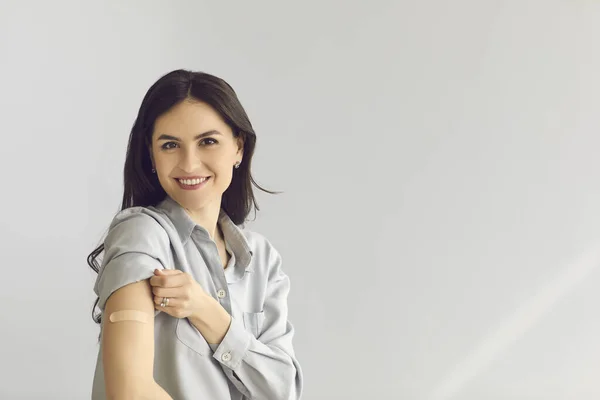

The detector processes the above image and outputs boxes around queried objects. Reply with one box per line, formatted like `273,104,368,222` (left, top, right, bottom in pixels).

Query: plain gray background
1,1,600,399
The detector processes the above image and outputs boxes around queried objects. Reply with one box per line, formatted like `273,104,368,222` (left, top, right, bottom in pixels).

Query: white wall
1,1,600,399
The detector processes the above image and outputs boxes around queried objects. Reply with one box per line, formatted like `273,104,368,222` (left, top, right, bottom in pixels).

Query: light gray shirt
91,196,303,400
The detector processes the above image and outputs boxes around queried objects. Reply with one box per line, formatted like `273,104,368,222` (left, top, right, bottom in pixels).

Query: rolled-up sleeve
93,208,170,312
209,247,304,400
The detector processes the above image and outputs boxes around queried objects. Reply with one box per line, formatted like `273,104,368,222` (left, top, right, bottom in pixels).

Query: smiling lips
175,176,210,190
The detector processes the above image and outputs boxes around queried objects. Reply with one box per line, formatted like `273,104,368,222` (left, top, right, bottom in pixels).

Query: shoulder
104,207,170,253
109,206,163,225
107,207,168,235
240,228,279,255
238,228,284,276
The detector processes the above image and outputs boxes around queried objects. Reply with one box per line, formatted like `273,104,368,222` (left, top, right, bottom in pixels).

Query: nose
178,146,201,173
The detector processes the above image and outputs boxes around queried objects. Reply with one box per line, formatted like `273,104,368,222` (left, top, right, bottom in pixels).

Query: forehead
153,100,229,137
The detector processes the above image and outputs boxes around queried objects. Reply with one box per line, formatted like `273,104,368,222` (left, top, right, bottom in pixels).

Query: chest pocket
176,317,211,357
242,311,266,338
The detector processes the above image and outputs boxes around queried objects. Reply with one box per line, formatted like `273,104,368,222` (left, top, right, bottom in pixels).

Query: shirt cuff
211,316,252,369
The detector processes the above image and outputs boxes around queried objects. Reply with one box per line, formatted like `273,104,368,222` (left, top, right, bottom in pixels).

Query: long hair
88,69,278,331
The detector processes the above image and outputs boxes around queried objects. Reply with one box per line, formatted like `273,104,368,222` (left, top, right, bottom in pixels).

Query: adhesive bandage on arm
108,310,151,324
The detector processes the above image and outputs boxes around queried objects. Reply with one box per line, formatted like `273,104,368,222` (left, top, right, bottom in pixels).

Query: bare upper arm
102,279,156,398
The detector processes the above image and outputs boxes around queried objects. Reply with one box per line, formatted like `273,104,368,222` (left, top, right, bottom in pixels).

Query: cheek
210,154,234,173
154,158,175,184
212,162,235,185
214,166,233,181
154,153,174,170
156,173,172,192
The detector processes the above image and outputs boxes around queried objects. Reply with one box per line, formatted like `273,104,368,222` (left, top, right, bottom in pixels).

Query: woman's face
150,100,243,212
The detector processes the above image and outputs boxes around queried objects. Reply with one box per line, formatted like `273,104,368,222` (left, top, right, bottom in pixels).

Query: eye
201,138,218,146
161,142,178,150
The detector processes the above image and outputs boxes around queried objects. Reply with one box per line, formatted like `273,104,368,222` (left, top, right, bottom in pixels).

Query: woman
87,69,303,400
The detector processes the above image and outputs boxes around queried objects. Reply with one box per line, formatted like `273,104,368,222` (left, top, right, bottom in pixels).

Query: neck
183,199,222,241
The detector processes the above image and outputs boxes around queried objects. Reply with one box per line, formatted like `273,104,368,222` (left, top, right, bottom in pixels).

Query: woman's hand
150,268,209,319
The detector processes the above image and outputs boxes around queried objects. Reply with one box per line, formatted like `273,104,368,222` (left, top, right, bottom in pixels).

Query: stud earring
234,161,241,169
152,168,156,173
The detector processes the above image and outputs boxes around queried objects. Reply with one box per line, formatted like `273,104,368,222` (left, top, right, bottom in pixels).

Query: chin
173,192,218,210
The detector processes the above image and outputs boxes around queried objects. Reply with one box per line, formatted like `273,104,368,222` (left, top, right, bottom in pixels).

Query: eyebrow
156,130,222,141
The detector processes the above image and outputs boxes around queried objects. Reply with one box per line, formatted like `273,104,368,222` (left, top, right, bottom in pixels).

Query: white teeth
178,177,208,186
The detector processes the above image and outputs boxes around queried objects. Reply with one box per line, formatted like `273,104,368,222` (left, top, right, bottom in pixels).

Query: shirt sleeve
93,208,170,313
209,245,304,400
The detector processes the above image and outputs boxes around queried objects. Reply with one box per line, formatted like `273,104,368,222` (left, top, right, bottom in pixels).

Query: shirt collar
155,196,253,272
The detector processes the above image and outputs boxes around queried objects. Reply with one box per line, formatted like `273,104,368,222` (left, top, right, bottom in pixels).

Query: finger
150,272,188,288
151,286,181,298
150,274,187,288
154,268,182,275
153,295,181,308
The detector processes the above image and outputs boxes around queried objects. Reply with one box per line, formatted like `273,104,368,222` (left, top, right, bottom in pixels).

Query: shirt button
222,352,232,362
217,289,226,299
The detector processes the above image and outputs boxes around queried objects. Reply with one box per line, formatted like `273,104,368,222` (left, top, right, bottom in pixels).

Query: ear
235,134,245,156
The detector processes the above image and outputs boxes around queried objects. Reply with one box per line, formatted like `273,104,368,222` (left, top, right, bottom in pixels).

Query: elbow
276,362,304,400
246,363,302,400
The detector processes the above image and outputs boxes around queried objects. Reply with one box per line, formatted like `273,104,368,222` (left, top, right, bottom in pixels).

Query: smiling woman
87,70,303,400
150,101,243,214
